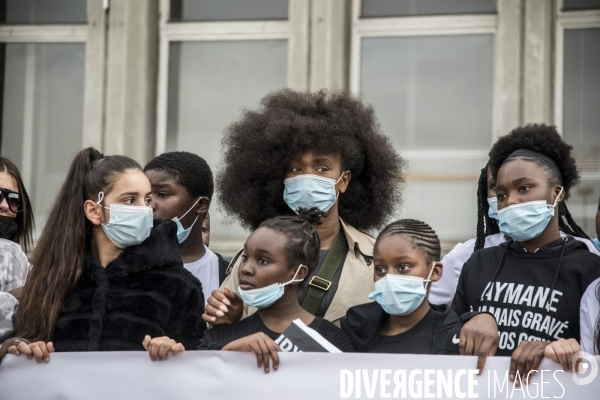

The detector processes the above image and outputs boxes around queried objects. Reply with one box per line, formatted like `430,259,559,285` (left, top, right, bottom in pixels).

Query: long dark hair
474,165,500,251
0,157,34,253
14,148,142,341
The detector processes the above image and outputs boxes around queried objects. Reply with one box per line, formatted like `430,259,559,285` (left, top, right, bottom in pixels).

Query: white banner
0,351,598,399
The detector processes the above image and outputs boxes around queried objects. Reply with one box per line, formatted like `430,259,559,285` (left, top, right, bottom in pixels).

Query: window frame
553,0,600,138
154,0,310,155
0,20,88,192
349,0,501,177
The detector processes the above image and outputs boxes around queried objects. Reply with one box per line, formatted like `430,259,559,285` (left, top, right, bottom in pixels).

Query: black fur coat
51,220,205,351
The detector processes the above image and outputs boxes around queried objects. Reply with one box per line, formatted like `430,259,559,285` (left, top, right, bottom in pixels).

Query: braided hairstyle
376,219,441,264
258,207,322,277
475,165,500,251
488,124,589,240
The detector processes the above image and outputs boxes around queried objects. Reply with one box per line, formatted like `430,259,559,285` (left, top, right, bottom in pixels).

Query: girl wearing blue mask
143,208,353,372
0,147,204,364
342,219,466,355
452,124,600,385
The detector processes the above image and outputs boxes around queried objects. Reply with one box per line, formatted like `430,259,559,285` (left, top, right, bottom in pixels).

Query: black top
452,236,600,356
341,302,462,354
198,312,354,352
51,220,205,352
297,249,347,317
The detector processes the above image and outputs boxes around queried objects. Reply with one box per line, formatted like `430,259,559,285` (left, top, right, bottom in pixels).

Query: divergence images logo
572,351,598,386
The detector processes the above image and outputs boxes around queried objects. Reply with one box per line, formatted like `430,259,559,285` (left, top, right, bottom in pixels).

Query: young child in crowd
453,124,600,383
144,152,228,303
144,208,353,372
341,219,463,354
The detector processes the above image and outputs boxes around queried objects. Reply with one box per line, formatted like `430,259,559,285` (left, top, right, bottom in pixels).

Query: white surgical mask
283,173,344,214
368,262,436,316
97,191,153,249
498,187,563,242
238,264,304,309
173,197,201,244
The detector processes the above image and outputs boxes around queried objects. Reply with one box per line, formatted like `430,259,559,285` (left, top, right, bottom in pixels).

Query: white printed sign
0,351,598,399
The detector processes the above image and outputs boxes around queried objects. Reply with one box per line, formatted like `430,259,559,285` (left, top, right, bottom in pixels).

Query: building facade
1,0,599,255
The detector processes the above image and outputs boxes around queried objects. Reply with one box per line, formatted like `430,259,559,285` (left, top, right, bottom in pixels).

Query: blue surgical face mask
238,264,304,309
592,237,600,252
283,173,344,214
487,197,499,221
368,262,435,316
97,191,153,249
497,187,563,242
173,197,201,244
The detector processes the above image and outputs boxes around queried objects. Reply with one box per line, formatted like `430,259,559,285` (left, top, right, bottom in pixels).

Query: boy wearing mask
145,152,228,303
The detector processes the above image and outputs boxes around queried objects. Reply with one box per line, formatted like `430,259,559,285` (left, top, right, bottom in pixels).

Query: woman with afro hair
430,125,600,307
203,89,406,327
452,123,600,383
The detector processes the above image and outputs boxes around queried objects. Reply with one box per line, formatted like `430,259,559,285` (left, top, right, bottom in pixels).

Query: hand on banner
0,339,54,364
222,332,281,373
142,335,185,361
509,340,549,385
458,313,498,374
544,338,581,372
202,288,243,325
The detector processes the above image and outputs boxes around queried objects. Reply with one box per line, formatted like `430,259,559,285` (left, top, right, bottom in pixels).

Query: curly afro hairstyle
144,151,214,200
488,123,589,239
488,124,579,198
217,89,406,231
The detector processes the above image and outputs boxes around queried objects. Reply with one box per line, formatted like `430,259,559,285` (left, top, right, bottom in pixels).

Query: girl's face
238,226,307,290
373,234,442,284
495,159,563,211
0,171,19,218
285,151,351,193
85,169,152,226
145,169,207,224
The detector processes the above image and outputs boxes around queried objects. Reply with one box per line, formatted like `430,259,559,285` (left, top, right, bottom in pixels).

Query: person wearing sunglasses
0,157,34,341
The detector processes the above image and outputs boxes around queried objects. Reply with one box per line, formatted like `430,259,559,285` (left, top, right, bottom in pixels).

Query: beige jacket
220,218,375,325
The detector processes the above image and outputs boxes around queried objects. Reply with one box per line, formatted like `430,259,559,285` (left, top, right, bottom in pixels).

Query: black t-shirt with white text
452,236,600,356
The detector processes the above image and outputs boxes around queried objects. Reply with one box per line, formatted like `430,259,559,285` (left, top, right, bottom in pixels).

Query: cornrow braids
258,207,322,277
475,167,487,251
377,219,441,264
475,165,500,251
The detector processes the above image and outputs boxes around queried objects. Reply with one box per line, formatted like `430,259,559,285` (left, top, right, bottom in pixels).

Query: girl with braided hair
430,125,599,306
144,207,353,372
453,124,600,383
341,219,465,355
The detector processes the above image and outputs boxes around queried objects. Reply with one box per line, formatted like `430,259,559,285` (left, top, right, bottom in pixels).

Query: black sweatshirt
452,236,600,356
198,312,354,352
341,302,462,354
